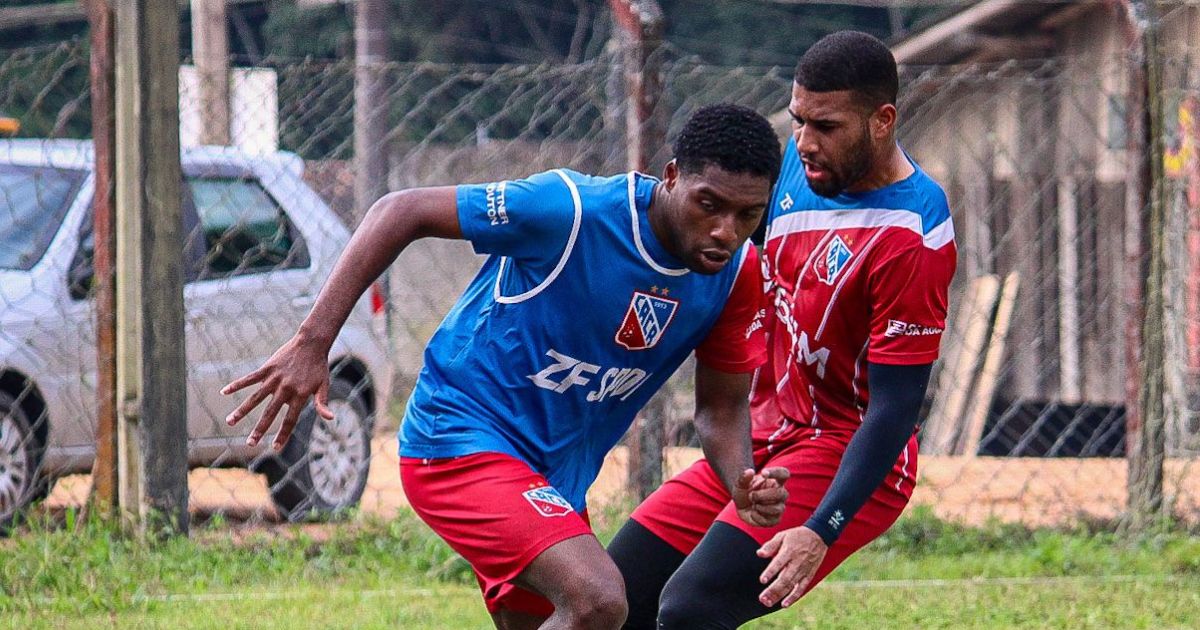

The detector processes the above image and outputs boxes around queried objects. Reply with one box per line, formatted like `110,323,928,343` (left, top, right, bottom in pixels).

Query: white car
0,139,392,528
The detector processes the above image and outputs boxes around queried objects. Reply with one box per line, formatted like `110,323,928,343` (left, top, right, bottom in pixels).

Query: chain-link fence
2,16,1198,534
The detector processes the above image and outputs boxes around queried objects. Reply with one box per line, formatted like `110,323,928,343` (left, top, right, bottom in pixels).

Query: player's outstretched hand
755,526,827,608
733,467,790,527
220,334,334,451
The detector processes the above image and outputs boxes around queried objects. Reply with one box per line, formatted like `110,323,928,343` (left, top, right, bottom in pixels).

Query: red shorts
399,452,593,616
630,435,915,596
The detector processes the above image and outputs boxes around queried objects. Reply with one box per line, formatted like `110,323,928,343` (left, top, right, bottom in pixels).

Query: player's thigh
514,533,626,613
713,443,910,594
626,458,732,554
611,459,732,628
399,452,594,616
607,519,687,630
658,508,906,630
656,522,775,629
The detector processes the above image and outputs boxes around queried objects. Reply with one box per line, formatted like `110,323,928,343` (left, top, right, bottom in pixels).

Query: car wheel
258,379,372,522
0,391,46,533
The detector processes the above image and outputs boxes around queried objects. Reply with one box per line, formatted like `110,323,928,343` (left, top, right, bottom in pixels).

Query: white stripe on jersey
768,208,955,250
494,169,583,304
851,339,869,424
628,172,689,276
795,229,836,286
773,229,836,393
896,439,913,492
726,245,750,298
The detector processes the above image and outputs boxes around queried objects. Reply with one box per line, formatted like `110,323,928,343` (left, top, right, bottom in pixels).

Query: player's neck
846,143,913,193
646,183,679,258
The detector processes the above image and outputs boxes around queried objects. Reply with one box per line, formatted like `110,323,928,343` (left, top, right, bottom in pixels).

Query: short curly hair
672,103,782,185
794,30,898,109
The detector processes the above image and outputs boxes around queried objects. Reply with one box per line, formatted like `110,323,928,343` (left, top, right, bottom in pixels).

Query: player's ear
662,159,679,190
871,103,896,139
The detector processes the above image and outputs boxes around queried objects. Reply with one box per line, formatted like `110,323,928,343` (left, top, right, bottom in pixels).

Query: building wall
899,4,1138,406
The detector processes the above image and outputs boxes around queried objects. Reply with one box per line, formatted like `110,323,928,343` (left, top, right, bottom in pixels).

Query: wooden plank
1057,177,1082,402
0,1,263,32
191,0,230,146
922,277,980,452
0,3,85,30
922,274,1000,455
956,272,1020,456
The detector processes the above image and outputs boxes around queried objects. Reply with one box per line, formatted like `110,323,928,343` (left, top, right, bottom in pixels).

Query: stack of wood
921,273,1020,457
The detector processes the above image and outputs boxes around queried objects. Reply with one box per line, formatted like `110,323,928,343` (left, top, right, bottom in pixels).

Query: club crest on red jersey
814,235,853,285
522,486,574,517
615,290,679,350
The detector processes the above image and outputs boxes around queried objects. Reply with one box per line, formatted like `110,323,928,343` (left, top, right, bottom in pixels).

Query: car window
70,190,204,300
188,176,309,279
0,164,84,270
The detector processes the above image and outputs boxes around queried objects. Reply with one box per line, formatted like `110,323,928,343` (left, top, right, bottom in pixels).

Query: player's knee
657,596,724,630
656,571,735,630
562,582,627,629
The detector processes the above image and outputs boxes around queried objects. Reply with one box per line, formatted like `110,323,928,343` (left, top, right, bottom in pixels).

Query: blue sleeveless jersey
399,169,752,511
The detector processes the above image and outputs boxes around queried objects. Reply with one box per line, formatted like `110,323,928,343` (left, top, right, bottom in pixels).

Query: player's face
788,83,885,197
658,161,771,275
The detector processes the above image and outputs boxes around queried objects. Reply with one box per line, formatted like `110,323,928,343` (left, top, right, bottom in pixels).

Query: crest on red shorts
522,486,574,517
615,290,679,350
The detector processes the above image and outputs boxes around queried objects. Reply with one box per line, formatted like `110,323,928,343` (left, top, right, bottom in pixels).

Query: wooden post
85,0,118,519
1122,0,1166,534
610,0,666,500
190,0,230,146
353,0,392,356
629,391,668,501
603,37,626,173
115,0,189,536
353,0,390,216
610,0,665,173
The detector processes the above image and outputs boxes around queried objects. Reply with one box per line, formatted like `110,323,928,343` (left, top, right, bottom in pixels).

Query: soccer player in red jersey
610,31,958,629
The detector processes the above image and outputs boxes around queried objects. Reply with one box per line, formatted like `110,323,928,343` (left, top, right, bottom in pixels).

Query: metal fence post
84,0,118,522
114,0,189,536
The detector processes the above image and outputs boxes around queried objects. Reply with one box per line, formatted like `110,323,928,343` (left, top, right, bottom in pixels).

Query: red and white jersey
751,141,957,453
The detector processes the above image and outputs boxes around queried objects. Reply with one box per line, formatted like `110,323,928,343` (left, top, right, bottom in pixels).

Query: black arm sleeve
803,361,933,546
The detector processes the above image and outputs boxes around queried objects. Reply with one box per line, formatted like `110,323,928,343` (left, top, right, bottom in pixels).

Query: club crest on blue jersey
615,290,679,350
814,235,853,285
522,486,574,517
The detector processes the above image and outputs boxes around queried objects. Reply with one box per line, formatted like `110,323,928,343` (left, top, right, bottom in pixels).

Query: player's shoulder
551,169,639,202
903,161,952,228
550,168,623,190
880,157,954,250
486,168,618,210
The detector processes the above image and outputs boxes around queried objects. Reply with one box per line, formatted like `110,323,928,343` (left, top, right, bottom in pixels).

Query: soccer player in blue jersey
223,103,789,629
609,32,957,629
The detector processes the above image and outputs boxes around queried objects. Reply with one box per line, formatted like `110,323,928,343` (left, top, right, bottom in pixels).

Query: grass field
3,507,1199,629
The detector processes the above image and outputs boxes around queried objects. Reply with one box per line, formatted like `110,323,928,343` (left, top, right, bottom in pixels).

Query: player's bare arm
692,363,790,527
222,187,462,450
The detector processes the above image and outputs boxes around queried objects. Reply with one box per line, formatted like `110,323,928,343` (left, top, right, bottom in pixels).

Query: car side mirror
68,248,94,301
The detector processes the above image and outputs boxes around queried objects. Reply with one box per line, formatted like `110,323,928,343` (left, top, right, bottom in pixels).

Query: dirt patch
43,440,1200,528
